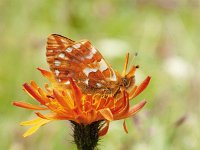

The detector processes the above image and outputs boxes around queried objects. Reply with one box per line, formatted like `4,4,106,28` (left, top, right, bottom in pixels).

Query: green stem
71,121,102,150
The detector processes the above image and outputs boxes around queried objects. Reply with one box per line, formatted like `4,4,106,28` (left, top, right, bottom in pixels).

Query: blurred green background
0,0,200,149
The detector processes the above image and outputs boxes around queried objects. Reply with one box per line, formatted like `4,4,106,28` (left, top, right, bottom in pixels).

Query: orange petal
131,76,151,99
96,97,106,110
113,91,129,118
37,68,54,80
13,101,47,110
104,97,115,108
129,86,137,100
44,83,52,93
99,108,113,121
38,88,49,103
36,112,72,121
99,121,110,136
84,100,92,112
23,83,45,105
30,80,39,89
35,112,49,119
123,120,128,134
53,90,71,110
117,100,146,120
62,91,74,109
68,78,82,109
85,109,97,124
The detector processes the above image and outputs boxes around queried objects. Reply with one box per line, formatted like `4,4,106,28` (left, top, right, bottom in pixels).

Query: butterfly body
46,34,136,96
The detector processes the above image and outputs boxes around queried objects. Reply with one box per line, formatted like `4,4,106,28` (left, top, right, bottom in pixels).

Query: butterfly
46,34,137,97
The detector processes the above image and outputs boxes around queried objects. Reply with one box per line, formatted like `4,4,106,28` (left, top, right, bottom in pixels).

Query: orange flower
13,68,150,137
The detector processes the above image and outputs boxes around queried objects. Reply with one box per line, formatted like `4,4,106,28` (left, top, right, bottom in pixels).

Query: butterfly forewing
46,34,118,93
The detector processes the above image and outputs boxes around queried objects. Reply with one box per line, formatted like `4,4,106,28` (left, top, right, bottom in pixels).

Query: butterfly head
121,76,134,89
120,53,139,90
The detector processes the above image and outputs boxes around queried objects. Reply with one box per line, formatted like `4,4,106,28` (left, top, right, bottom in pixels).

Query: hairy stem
71,121,102,150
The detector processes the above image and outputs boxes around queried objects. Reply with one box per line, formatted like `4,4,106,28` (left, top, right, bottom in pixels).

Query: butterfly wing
46,34,119,93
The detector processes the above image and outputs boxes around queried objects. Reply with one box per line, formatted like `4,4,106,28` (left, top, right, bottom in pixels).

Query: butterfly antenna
122,53,129,77
126,52,139,78
129,52,138,67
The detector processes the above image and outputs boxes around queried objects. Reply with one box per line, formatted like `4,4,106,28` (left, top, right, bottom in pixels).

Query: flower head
13,67,150,137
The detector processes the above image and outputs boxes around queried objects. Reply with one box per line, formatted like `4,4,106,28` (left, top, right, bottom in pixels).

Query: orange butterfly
46,34,137,97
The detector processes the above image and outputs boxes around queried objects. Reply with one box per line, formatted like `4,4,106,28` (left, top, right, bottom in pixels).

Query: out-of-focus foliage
0,0,200,149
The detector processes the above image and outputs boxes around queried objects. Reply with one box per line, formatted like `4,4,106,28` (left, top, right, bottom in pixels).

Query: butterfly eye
122,78,129,88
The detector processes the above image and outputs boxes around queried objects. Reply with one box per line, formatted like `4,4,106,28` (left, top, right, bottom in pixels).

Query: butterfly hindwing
46,34,118,93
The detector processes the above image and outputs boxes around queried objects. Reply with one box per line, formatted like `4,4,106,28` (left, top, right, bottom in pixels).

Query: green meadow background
0,0,200,149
